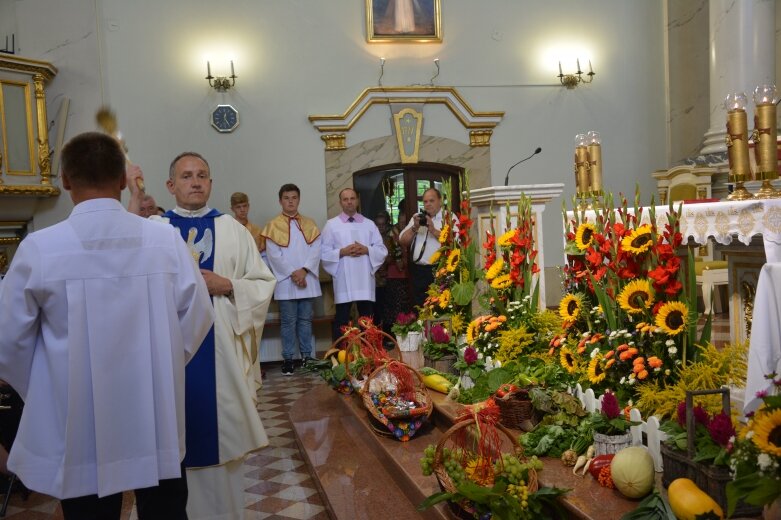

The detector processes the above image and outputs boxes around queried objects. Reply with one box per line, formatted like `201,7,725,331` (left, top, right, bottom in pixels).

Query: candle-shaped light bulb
230,60,235,77
724,92,748,111
754,84,777,105
588,60,593,74
558,61,563,76
207,61,211,77
576,58,581,72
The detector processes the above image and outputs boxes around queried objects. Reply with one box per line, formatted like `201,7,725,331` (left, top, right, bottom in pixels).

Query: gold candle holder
586,131,603,207
752,85,780,199
725,105,754,201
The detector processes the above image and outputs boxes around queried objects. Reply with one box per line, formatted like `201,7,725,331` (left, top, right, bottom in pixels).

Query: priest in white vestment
745,262,781,414
0,133,214,519
321,188,387,338
134,151,276,520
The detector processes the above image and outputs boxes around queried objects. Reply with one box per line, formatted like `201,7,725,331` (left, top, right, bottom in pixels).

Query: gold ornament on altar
573,132,604,208
751,84,781,199
724,92,754,201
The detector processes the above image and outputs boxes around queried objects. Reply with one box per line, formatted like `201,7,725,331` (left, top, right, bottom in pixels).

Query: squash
610,446,655,499
667,478,724,520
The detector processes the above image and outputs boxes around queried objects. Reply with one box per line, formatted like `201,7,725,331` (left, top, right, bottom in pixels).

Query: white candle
207,61,211,77
231,60,235,77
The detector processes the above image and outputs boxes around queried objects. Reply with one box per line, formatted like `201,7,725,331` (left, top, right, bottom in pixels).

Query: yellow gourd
422,374,453,393
337,350,347,364
667,478,723,520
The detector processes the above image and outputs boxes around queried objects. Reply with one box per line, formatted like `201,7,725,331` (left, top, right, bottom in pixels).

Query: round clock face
211,104,239,133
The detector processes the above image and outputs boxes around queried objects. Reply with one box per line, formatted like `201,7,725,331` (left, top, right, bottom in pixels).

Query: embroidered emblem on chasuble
166,209,222,467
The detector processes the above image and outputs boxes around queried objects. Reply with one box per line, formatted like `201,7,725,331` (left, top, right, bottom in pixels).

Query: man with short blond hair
230,191,265,253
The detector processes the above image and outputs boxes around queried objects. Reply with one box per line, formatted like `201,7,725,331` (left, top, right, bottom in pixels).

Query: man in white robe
321,188,387,339
131,151,276,520
261,183,322,375
0,133,214,519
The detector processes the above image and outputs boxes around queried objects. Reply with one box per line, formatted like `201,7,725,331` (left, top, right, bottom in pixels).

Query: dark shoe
281,360,294,376
300,355,315,367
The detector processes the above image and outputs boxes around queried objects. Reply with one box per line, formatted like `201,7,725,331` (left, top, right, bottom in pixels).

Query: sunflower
464,457,494,486
588,355,607,384
439,224,450,244
485,257,504,281
574,223,596,251
617,280,655,314
621,224,654,255
490,274,513,289
558,294,581,322
467,317,486,343
439,289,451,309
560,346,578,373
450,314,465,334
497,229,516,247
752,409,781,457
655,301,688,336
429,250,442,264
446,249,461,272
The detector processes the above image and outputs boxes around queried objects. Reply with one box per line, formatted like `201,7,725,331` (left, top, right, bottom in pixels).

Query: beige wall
15,0,668,269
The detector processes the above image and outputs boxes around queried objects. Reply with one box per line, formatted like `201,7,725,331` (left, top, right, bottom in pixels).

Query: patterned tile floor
1,363,328,520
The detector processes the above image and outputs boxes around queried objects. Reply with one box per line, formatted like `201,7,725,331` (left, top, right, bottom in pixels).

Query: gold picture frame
366,0,442,43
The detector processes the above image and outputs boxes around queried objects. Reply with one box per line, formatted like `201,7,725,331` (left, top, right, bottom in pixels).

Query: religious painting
366,0,442,43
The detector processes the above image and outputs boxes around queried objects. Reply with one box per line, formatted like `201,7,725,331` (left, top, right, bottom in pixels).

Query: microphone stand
504,147,542,186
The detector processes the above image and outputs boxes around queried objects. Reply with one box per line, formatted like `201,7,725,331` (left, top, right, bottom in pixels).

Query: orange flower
604,350,615,359
589,333,604,344
633,356,645,366
633,363,646,374
578,338,587,350
627,347,639,357
637,369,649,380
548,348,555,356
617,344,630,352
619,351,634,362
648,356,663,369
605,359,616,369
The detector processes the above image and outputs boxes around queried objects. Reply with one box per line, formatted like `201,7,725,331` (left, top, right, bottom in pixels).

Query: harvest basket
433,418,538,519
361,360,432,441
660,388,761,518
495,389,536,431
308,333,374,395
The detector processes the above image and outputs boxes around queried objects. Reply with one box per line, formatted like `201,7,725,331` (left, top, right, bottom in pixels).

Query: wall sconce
206,60,237,91
558,59,595,89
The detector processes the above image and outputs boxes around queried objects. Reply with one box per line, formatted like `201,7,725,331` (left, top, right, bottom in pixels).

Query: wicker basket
361,360,432,441
495,390,536,431
660,389,761,518
433,418,539,519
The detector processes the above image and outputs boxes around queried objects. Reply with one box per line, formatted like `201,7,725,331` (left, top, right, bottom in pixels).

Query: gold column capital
469,129,492,147
321,134,346,151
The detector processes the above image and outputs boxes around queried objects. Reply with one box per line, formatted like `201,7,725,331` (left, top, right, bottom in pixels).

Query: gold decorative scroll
393,108,423,163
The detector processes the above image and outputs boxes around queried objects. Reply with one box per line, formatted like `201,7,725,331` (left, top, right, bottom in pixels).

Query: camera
418,211,428,227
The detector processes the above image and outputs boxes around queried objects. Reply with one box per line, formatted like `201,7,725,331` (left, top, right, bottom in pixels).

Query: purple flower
676,401,710,427
430,324,450,344
601,391,621,420
464,347,478,365
707,411,735,447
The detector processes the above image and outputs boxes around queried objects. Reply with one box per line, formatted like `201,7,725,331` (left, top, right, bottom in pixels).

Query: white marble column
701,0,775,154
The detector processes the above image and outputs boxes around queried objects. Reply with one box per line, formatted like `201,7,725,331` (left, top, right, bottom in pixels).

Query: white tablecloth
744,262,781,414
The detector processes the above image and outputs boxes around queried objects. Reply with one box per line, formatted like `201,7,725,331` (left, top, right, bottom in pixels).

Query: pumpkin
609,446,654,499
667,478,723,520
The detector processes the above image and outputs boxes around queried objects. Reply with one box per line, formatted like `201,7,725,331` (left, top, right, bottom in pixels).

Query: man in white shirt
0,132,214,519
321,188,388,339
130,151,277,520
399,187,447,307
262,184,322,375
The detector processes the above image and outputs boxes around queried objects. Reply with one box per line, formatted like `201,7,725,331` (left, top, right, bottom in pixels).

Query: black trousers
333,300,374,340
60,468,188,520
410,263,435,309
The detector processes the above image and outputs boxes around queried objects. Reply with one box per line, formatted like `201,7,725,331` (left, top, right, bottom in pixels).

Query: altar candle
231,60,235,77
558,61,563,76
207,61,211,77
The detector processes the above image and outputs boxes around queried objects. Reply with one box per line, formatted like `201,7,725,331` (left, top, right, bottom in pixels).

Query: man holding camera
399,187,449,308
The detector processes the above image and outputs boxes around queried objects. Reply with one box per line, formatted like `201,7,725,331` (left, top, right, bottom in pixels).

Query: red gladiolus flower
664,280,683,296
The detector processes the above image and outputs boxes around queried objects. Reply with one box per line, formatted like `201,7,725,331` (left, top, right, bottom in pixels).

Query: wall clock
211,104,239,133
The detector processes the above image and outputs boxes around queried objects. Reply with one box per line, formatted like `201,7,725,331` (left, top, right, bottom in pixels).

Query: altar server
0,132,214,519
321,188,387,338
261,183,322,375
136,151,276,519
